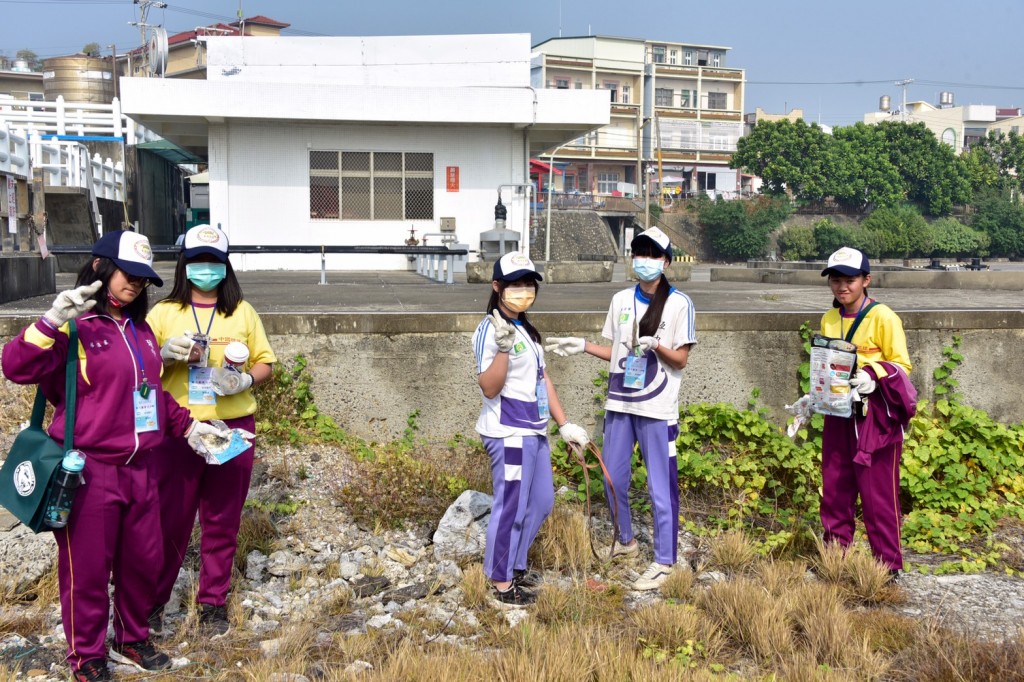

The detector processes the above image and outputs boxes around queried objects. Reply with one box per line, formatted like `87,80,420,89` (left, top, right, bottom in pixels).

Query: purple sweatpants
55,453,161,672
821,415,903,570
602,411,680,565
482,434,554,583
152,414,255,609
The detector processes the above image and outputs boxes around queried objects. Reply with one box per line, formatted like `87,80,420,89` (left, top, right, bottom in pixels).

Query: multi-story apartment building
531,35,745,199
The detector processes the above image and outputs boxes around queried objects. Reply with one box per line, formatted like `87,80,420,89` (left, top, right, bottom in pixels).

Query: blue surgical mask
633,258,665,282
186,263,226,292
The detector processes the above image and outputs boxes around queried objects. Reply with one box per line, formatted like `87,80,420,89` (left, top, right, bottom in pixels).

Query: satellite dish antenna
147,26,168,76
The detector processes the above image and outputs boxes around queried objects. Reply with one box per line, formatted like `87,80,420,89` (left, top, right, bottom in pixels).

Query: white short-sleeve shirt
601,285,697,420
473,315,548,438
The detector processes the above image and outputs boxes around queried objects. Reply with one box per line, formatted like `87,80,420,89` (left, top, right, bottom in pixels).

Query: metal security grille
309,151,433,221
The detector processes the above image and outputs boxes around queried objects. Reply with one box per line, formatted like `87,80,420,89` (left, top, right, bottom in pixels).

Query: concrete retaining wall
5,311,1020,442
0,256,55,304
713,268,1024,290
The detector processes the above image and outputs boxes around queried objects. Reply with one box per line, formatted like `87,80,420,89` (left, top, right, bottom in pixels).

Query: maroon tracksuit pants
820,415,903,570
152,414,255,609
55,452,161,672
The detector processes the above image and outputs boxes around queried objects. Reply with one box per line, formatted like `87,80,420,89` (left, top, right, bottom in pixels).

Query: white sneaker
597,541,640,560
633,562,673,591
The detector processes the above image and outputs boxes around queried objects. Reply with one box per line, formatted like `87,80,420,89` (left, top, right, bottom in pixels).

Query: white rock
503,608,530,628
432,490,492,560
269,674,311,682
0,524,56,593
246,550,269,581
170,657,191,669
345,660,373,674
259,638,281,657
267,550,308,577
366,614,392,629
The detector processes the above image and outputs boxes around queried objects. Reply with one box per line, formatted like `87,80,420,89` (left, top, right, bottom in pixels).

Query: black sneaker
491,583,536,607
199,603,231,639
513,568,543,588
73,658,112,681
148,604,165,637
109,639,171,671
888,569,901,584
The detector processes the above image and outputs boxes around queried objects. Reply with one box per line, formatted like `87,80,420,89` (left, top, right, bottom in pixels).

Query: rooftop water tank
41,55,114,103
879,95,891,112
939,91,955,108
10,59,32,73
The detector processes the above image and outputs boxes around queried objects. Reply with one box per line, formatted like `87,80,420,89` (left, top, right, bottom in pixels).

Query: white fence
0,124,29,179
0,96,154,144
29,133,124,202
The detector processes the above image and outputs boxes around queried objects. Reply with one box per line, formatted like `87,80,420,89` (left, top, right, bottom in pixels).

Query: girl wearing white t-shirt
473,252,590,607
546,227,696,591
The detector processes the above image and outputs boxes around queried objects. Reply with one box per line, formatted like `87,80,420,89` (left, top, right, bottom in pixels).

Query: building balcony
654,107,742,122
653,63,743,80
544,56,594,70
559,143,638,159
611,102,641,117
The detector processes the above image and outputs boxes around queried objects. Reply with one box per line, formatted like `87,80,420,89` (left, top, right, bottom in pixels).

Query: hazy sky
2,0,1021,127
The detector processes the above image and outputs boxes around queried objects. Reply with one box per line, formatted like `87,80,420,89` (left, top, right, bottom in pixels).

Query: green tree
82,42,102,57
829,123,904,212
15,48,40,71
731,119,834,203
971,192,1024,257
962,141,1005,196
875,121,970,216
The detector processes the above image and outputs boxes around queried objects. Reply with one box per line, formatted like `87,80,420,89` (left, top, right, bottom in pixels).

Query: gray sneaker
633,562,673,591
598,541,640,560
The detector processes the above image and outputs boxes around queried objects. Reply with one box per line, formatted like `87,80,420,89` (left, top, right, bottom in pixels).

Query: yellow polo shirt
820,302,912,375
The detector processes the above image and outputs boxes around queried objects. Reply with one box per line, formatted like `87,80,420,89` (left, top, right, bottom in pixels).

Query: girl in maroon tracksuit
2,231,225,682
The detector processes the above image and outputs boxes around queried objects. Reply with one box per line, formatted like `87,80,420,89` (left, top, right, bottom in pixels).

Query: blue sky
2,0,1020,127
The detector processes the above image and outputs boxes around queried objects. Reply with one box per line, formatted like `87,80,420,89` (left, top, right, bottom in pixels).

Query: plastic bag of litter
808,334,858,418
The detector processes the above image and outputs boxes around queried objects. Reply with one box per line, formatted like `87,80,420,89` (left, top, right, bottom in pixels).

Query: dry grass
756,558,808,596
889,624,1024,682
530,502,594,577
810,539,901,605
628,602,724,661
698,576,794,662
660,565,696,601
533,580,625,628
708,528,757,574
233,507,277,574
786,582,853,668
460,563,490,610
0,564,60,638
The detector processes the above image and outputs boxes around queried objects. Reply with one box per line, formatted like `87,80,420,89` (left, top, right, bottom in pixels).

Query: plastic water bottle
44,450,85,529
215,342,250,394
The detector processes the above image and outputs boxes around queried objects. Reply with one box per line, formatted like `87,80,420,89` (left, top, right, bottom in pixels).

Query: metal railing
49,243,470,285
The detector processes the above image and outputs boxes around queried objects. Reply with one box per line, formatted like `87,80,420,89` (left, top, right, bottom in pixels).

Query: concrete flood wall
0,257,55,304
2,311,1022,441
713,268,1024,290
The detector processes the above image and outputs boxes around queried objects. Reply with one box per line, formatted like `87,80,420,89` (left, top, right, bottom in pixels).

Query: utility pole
895,78,913,122
108,44,117,100
129,0,167,74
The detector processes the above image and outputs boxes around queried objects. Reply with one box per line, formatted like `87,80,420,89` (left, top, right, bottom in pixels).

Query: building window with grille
669,49,677,64
707,92,727,110
622,85,631,104
655,88,674,107
652,45,666,63
683,50,692,66
712,52,721,67
555,78,569,89
597,172,620,194
309,151,434,221
680,90,691,108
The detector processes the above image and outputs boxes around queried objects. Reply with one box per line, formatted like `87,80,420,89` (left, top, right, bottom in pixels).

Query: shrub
930,217,989,258
699,196,791,261
776,225,816,261
812,218,855,257
861,205,932,258
970,192,1024,257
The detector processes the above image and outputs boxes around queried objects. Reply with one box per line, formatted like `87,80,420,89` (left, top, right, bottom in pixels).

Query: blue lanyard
841,296,868,340
125,319,150,389
191,301,216,339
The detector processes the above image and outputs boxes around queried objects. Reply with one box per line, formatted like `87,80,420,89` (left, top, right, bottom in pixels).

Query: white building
119,34,608,270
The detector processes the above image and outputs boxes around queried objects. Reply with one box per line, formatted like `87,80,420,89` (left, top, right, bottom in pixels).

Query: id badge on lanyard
536,369,550,421
133,385,159,433
188,367,217,405
624,352,648,389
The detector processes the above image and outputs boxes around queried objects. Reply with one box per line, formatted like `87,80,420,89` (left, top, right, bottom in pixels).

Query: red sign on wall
446,166,459,192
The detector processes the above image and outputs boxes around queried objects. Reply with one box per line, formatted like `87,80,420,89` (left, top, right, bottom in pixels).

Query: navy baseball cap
493,252,542,282
91,231,163,287
631,227,673,259
182,224,229,263
822,247,870,277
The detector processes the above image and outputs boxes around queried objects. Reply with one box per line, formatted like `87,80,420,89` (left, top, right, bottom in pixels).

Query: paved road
1,263,1021,316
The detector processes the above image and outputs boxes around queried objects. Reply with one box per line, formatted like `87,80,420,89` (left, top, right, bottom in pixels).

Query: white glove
160,335,195,363
185,420,232,465
849,372,876,395
211,369,254,396
558,422,590,447
637,336,660,353
544,337,586,357
490,310,516,352
43,280,101,328
784,395,812,438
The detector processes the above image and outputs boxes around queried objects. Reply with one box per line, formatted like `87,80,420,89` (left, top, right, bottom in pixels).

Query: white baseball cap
493,252,542,282
822,247,870,277
631,226,672,259
182,224,229,263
